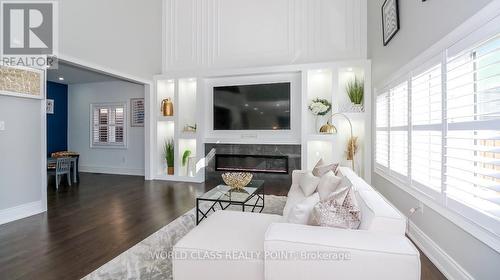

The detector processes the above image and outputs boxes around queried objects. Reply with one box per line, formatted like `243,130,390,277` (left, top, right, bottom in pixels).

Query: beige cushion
311,183,361,229
316,171,342,201
312,158,339,177
299,172,320,196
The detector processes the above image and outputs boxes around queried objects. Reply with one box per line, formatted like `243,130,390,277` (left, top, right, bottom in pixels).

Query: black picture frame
381,0,400,46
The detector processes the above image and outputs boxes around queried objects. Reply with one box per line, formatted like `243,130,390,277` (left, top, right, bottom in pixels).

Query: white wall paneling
163,0,365,72
153,60,371,183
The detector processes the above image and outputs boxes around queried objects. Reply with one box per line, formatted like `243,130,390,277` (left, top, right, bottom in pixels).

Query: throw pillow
312,159,339,177
299,172,321,196
316,171,342,201
287,193,320,225
311,183,361,229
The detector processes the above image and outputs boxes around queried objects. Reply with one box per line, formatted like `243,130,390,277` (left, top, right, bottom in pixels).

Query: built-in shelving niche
154,77,203,182
302,63,369,178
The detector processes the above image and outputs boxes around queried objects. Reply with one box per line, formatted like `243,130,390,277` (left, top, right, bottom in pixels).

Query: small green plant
164,139,174,167
346,77,364,105
182,149,192,166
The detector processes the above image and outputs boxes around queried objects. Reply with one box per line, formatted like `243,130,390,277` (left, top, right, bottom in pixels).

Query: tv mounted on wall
213,82,291,130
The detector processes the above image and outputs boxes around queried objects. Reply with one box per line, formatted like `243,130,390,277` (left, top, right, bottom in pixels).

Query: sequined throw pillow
311,184,361,229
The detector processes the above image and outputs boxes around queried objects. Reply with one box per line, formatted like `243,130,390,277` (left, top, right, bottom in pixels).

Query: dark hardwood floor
0,173,446,280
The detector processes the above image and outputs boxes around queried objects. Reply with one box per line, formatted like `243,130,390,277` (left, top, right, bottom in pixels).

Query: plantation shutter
92,104,126,147
411,64,443,191
445,35,500,219
376,92,389,168
389,82,409,177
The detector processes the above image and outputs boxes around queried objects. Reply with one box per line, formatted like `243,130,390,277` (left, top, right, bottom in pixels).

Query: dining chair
47,157,72,189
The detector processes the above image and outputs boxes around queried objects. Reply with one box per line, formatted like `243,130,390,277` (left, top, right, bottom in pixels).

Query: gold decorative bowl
221,172,253,189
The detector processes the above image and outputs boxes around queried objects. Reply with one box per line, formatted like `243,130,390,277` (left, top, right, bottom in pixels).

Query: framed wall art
130,98,145,127
382,0,400,46
0,65,44,99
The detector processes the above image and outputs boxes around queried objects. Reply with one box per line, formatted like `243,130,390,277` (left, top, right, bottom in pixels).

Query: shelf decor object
330,113,356,170
308,98,332,132
161,98,174,116
164,139,175,175
382,0,400,46
130,98,145,127
221,172,253,190
346,77,364,112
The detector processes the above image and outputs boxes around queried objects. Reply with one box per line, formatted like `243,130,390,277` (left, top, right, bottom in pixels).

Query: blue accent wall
46,82,68,156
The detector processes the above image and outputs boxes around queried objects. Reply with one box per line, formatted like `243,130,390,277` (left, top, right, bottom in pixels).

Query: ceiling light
58,77,64,81
254,107,258,110
347,68,353,72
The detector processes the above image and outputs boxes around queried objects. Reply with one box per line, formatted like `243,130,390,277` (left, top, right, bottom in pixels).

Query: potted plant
182,149,192,175
164,139,174,175
308,98,332,132
346,77,364,112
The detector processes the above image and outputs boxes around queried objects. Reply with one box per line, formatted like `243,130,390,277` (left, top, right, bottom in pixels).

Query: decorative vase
350,103,364,112
161,98,174,116
167,166,174,175
319,121,336,134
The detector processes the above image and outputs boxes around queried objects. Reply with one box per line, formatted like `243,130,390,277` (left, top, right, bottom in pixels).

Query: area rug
82,195,287,280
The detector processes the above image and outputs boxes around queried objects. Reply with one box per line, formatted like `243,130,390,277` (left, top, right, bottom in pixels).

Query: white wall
0,96,45,224
59,0,162,80
163,0,367,72
68,81,145,176
368,1,500,279
368,0,492,86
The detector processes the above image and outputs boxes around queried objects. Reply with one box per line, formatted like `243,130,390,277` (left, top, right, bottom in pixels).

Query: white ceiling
46,62,124,84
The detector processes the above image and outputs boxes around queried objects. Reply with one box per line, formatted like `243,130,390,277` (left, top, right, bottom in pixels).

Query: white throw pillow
287,193,320,225
299,172,320,196
317,171,342,201
312,158,339,177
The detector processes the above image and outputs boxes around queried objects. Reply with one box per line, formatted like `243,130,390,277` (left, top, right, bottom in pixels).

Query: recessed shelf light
253,107,258,110
244,104,249,107
58,77,64,81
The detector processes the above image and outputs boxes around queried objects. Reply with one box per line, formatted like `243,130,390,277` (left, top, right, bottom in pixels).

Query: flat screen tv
213,82,291,130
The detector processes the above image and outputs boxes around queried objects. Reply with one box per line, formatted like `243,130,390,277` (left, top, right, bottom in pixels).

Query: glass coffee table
196,180,265,224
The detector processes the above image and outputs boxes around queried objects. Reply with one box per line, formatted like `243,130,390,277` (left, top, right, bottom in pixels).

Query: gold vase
319,121,336,134
161,98,174,116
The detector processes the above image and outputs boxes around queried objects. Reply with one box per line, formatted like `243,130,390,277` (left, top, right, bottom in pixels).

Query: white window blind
389,82,409,177
446,35,500,219
411,64,442,191
376,92,389,168
91,104,126,147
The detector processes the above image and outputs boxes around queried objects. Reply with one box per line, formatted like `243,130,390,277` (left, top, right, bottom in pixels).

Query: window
389,82,409,177
446,35,500,220
411,64,442,191
375,32,500,236
376,92,389,168
91,103,126,148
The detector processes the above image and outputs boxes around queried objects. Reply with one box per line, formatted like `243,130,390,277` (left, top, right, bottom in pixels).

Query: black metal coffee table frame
196,183,265,225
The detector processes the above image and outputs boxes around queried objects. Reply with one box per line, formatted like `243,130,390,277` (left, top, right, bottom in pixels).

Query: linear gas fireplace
215,154,289,174
205,143,301,195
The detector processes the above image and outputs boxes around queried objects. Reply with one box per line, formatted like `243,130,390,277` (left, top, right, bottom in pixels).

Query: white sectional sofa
173,167,420,280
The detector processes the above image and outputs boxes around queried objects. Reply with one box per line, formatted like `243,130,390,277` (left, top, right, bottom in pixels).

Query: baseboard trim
0,200,45,225
407,221,473,280
79,165,145,176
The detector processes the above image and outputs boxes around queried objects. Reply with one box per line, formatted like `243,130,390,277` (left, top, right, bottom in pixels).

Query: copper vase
161,98,174,116
167,167,174,175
